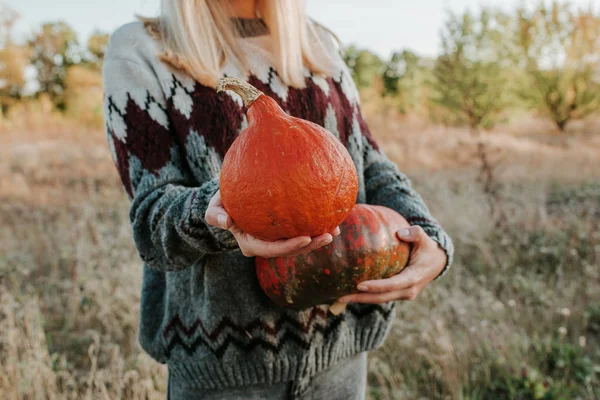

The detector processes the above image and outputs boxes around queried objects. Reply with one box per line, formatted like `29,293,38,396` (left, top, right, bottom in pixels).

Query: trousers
167,352,368,400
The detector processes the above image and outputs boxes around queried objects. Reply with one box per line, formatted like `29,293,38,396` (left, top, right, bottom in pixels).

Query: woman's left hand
337,226,447,304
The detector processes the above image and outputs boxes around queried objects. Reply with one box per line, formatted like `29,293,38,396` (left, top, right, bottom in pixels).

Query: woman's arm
103,55,240,271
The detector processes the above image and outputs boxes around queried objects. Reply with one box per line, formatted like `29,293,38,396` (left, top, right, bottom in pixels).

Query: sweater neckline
231,18,269,38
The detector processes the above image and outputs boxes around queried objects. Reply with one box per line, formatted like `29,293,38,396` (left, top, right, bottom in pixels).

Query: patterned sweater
102,20,453,391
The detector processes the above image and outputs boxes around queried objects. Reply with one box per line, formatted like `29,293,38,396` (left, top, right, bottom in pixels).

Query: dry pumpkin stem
217,77,263,108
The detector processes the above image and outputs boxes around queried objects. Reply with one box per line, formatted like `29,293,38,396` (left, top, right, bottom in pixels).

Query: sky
6,0,600,59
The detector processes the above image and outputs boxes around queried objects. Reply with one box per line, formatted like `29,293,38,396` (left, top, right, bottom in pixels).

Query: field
1,106,599,399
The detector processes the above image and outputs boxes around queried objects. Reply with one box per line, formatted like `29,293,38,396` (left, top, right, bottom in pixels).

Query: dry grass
1,106,599,399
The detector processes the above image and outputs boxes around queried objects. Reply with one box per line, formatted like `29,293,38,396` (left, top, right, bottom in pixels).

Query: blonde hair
140,0,338,88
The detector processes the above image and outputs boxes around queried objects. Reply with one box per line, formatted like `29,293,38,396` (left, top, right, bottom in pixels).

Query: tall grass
1,107,599,399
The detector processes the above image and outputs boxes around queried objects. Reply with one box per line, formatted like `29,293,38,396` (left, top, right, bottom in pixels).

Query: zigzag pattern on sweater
163,304,394,358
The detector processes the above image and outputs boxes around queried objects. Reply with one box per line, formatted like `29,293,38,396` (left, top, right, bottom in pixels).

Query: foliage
0,3,598,130
28,21,79,109
339,3,600,132
513,1,600,132
0,43,29,115
0,10,109,117
341,45,385,90
85,30,110,71
382,50,419,96
479,337,596,400
0,4,19,44
0,5,28,116
430,8,512,130
382,50,433,114
586,303,600,335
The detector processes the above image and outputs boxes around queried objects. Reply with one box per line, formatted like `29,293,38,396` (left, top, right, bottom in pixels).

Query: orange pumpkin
217,77,359,241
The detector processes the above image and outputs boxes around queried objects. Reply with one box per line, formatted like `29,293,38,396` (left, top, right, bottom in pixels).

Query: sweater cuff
422,227,454,279
189,179,239,252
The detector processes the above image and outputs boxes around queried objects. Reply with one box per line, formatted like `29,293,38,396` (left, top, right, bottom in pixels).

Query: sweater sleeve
102,33,238,272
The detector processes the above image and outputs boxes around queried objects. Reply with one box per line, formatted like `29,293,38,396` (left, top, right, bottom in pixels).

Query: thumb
204,190,234,229
205,209,233,229
205,205,233,230
216,212,233,229
396,226,428,243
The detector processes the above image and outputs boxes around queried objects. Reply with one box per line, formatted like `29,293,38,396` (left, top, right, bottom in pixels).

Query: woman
102,0,453,399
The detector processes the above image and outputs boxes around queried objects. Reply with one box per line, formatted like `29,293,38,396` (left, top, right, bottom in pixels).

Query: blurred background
1,0,599,399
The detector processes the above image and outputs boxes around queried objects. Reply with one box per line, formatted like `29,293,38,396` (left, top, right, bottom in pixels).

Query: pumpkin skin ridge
220,91,359,241
255,204,412,308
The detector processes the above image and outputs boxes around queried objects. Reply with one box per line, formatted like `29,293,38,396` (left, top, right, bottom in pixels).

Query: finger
355,268,421,293
338,287,420,304
305,233,334,250
396,225,429,244
286,233,333,256
332,227,341,237
255,236,312,258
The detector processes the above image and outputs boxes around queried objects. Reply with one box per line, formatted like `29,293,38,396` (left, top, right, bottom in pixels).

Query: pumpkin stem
217,77,263,108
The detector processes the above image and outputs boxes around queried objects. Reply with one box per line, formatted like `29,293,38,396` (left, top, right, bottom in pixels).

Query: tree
431,9,512,130
382,50,419,95
341,45,385,90
29,21,79,109
0,4,19,42
513,2,600,132
382,50,433,114
0,43,30,113
86,30,110,70
431,8,513,225
0,5,28,116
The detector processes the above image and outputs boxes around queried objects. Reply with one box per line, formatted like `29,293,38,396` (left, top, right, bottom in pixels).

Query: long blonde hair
140,0,338,88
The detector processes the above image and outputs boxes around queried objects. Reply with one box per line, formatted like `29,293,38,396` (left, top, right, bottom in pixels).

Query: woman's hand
337,226,447,304
205,190,340,258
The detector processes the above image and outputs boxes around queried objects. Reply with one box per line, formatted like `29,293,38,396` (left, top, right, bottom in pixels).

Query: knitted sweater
102,20,453,391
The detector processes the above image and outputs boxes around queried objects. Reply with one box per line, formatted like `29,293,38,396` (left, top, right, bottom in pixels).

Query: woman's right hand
205,190,340,258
